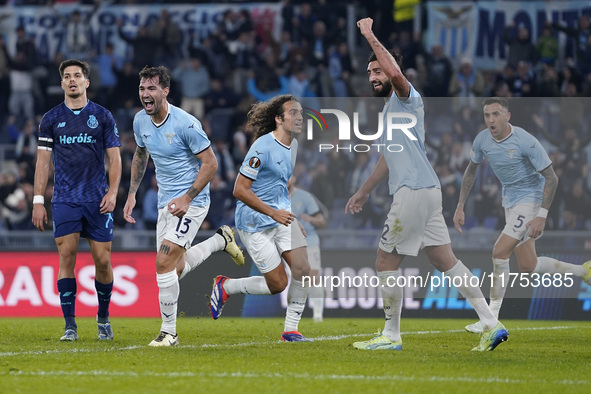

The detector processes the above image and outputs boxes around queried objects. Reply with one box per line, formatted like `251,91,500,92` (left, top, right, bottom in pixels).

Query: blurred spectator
52,1,100,60
288,66,316,98
44,52,67,110
247,57,289,101
427,131,454,170
503,22,538,69
0,37,9,124
453,106,481,142
553,14,591,77
1,186,33,230
536,23,559,66
293,2,318,45
309,161,335,211
148,9,182,70
212,138,236,185
329,41,354,97
308,20,332,96
112,61,141,130
509,61,536,97
4,26,36,120
4,115,22,143
142,176,158,230
15,118,37,164
93,42,123,107
205,78,239,113
206,173,232,229
423,44,452,97
449,57,484,109
537,64,561,97
562,180,589,230
474,175,500,226
441,182,459,227
558,65,582,95
171,57,210,119
117,20,158,72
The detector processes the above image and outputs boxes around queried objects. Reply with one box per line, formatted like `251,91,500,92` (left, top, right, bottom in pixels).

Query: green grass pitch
1,317,590,393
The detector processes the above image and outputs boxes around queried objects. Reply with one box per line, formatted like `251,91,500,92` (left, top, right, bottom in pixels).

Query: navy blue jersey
39,101,121,203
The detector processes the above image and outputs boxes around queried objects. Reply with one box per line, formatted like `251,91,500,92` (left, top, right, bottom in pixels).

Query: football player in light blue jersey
454,97,591,334
209,94,313,342
346,18,507,352
288,175,327,322
123,66,244,347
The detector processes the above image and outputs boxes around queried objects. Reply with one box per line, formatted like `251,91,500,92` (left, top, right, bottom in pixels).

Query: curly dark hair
245,94,298,140
138,66,171,89
59,59,90,79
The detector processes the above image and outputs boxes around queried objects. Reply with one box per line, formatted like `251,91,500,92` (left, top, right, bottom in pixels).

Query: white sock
223,277,272,295
490,258,510,318
309,286,324,320
181,234,226,279
445,260,497,331
156,270,179,335
533,256,587,277
284,279,308,332
379,270,402,342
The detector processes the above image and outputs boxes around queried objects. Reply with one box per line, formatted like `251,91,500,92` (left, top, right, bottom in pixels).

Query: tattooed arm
539,165,558,210
526,165,559,239
453,161,479,234
357,17,410,99
123,146,150,224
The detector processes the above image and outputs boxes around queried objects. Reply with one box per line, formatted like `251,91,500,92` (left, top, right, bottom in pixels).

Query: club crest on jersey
87,115,98,129
248,157,261,168
165,133,175,144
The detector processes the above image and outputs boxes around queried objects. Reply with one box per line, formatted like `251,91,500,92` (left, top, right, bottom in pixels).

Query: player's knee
492,248,510,260
291,260,311,279
268,278,288,294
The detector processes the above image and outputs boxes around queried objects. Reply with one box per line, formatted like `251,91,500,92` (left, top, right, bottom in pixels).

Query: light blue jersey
471,125,551,208
133,104,211,209
381,83,440,194
291,188,321,248
236,133,297,232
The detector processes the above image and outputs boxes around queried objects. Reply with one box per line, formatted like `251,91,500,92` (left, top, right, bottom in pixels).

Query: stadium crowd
0,0,590,234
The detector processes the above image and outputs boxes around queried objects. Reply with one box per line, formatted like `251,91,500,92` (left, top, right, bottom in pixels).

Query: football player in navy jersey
32,59,122,342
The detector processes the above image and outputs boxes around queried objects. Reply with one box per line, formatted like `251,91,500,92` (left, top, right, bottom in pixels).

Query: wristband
33,195,44,205
537,207,548,219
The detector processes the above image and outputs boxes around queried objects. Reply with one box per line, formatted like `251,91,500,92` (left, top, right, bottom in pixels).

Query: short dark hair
482,97,509,111
138,66,171,89
368,51,405,76
59,59,90,79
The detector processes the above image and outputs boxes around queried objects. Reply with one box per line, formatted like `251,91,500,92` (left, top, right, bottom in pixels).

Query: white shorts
307,246,321,271
502,203,542,247
237,219,307,274
156,204,209,251
379,187,450,256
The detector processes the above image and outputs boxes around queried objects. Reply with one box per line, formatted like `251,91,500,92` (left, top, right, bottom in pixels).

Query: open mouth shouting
143,98,155,112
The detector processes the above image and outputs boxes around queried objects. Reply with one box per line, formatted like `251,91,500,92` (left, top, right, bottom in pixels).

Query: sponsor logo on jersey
58,133,96,144
57,122,66,128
